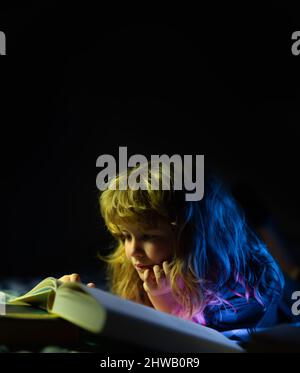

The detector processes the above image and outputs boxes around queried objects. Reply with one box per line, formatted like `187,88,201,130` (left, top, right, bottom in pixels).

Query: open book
1,277,244,353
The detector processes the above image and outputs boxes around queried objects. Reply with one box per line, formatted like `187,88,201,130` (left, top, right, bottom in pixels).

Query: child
60,162,284,332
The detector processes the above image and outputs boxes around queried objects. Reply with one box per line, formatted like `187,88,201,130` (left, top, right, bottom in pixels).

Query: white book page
83,286,244,353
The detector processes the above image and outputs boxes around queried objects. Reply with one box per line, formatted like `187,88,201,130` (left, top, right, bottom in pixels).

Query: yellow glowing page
8,277,58,309
50,282,106,334
8,278,106,333
3,303,58,319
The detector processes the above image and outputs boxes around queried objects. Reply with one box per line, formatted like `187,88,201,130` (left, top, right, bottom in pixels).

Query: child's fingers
58,275,70,282
59,274,81,283
153,265,165,286
87,283,95,288
143,281,151,293
144,268,151,283
162,261,171,277
143,268,157,289
70,273,81,282
143,269,152,293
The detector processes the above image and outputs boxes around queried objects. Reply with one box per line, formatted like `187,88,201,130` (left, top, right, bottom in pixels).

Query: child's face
118,220,174,282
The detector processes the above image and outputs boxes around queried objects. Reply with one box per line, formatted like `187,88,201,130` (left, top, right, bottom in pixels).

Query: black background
0,3,300,284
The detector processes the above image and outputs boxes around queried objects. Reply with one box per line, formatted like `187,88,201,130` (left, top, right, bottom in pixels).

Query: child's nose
128,238,145,258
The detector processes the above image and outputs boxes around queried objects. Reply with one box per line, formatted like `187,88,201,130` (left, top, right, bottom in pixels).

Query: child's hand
58,273,96,288
143,261,171,296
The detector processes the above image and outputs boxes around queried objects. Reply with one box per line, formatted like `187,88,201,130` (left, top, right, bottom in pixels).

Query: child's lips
135,264,153,271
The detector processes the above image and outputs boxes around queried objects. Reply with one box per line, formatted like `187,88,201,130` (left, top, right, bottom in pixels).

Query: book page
2,304,58,319
51,284,106,333
8,277,58,309
83,286,245,353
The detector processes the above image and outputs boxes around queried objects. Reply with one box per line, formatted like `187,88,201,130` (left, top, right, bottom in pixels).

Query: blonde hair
98,163,205,320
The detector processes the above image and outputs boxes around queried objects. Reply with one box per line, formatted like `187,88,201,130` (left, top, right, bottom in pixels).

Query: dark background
0,3,300,284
